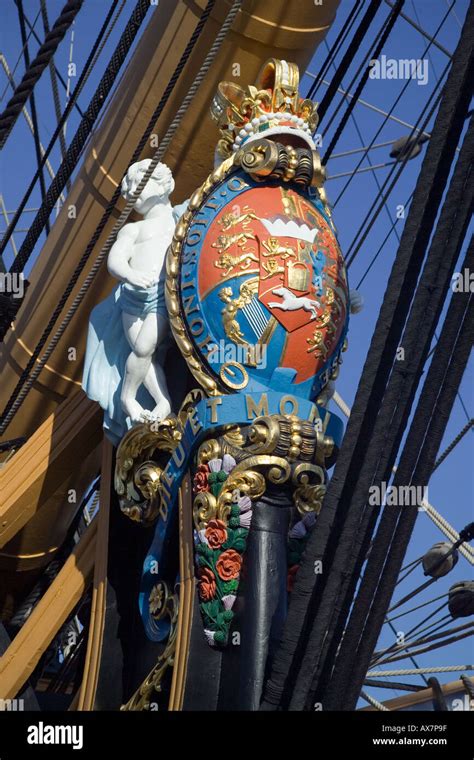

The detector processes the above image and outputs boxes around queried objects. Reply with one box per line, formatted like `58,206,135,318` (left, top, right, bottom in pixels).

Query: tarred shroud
261,1,474,712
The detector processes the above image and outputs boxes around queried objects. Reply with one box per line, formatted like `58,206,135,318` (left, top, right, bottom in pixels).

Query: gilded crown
211,58,319,159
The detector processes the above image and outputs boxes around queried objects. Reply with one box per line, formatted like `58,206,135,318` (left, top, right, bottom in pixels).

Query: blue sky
1,0,472,708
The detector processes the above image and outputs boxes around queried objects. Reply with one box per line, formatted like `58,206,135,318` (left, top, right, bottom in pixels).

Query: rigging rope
40,0,68,172
334,31,451,210
432,419,474,472
2,0,147,282
364,678,424,691
335,395,473,565
360,691,390,710
367,665,474,676
374,628,474,666
0,0,118,276
345,59,451,266
333,21,451,207
306,2,363,102
340,250,474,709
261,13,474,707
0,0,84,147
372,607,455,663
316,0,382,123
16,0,51,237
18,8,83,118
387,593,449,623
322,0,405,164
0,55,60,190
0,0,241,435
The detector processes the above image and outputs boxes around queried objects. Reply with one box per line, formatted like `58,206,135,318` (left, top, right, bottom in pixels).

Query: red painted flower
193,464,209,493
198,567,216,601
216,549,242,581
205,519,228,549
287,564,299,593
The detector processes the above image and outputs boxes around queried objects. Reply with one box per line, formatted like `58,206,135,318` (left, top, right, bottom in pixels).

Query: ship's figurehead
114,59,363,709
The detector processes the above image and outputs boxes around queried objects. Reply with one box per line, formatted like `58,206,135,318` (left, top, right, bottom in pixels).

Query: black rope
305,2,363,102
391,576,450,615
387,592,448,621
355,193,414,288
333,0,457,210
0,0,84,147
373,602,451,662
322,0,405,164
0,0,217,433
344,65,447,267
384,617,430,686
374,627,474,666
432,418,474,471
340,251,473,709
316,0,383,123
321,108,474,710
322,0,405,161
40,0,69,177
364,678,425,692
375,619,470,666
18,5,84,118
16,0,50,235
4,0,149,284
260,7,474,709
0,0,117,275
0,435,26,453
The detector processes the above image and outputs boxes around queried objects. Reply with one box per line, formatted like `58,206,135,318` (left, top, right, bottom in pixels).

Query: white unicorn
268,287,321,319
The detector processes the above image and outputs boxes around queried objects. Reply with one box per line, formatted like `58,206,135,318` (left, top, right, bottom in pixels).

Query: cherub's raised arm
107,224,139,282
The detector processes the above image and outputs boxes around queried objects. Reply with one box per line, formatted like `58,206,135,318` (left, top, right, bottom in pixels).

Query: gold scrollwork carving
121,585,178,711
115,416,182,525
222,424,245,448
115,392,205,525
193,467,266,531
247,414,321,464
292,462,327,516
232,455,291,486
193,490,218,532
196,437,222,465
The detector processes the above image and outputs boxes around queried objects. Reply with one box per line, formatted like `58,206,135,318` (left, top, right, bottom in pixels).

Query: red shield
257,235,327,332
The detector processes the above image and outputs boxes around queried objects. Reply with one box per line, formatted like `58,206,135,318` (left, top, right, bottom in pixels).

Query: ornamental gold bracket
115,389,204,525
193,412,332,530
235,138,326,188
121,581,178,711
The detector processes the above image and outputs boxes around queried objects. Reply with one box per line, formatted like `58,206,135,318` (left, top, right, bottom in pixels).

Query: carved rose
216,549,242,581
198,567,216,601
205,519,228,549
193,464,209,493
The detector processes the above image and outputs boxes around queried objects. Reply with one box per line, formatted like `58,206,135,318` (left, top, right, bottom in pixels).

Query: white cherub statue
83,159,187,444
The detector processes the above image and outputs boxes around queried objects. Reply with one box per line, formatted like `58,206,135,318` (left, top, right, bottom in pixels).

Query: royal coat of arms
168,171,349,401
165,58,352,403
